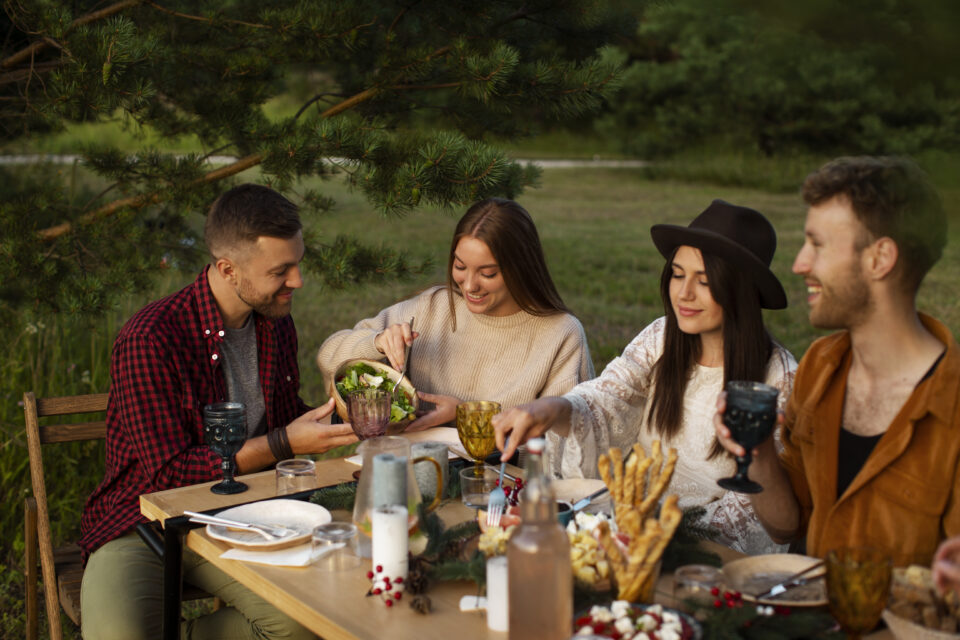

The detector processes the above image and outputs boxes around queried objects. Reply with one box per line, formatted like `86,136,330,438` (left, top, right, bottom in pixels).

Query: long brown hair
646,247,773,458
446,198,569,329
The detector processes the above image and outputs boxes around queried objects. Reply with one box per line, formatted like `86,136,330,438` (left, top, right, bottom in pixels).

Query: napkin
220,542,344,567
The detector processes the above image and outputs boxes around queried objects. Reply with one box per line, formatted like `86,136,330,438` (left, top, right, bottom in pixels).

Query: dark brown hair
802,156,945,294
204,183,302,258
446,198,569,328
646,248,773,459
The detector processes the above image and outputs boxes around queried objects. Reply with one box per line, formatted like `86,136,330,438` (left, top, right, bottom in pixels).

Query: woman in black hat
493,200,797,555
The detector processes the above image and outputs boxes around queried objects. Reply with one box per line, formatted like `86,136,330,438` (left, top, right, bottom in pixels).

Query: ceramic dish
883,608,960,640
722,553,827,607
205,499,331,551
574,602,702,639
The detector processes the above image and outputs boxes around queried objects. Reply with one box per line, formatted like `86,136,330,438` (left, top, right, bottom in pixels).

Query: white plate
205,499,331,550
552,478,612,514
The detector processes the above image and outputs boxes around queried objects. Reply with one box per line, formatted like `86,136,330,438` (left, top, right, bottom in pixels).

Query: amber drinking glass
826,547,892,640
456,401,500,476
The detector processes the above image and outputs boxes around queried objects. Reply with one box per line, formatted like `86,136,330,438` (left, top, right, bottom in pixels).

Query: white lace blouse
552,316,797,555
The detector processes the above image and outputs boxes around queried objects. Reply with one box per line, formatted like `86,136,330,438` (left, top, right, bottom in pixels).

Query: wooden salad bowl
329,358,418,424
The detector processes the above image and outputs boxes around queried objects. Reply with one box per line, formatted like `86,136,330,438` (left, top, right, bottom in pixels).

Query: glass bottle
507,437,572,639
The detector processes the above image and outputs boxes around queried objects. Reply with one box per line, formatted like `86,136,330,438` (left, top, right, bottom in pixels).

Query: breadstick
620,519,662,600
623,448,639,509
609,447,624,506
632,456,653,509
623,495,682,600
638,446,678,521
598,453,613,493
596,521,626,580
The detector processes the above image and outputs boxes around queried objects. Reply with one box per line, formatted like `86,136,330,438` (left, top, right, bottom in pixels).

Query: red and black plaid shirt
79,268,309,561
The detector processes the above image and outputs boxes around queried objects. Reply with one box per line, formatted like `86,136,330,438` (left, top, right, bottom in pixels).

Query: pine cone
405,566,430,595
409,594,432,615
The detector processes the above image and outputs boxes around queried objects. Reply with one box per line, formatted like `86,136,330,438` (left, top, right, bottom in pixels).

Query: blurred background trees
597,0,960,159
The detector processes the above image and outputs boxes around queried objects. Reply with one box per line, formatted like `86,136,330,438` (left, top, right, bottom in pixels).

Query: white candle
371,505,408,590
486,555,509,631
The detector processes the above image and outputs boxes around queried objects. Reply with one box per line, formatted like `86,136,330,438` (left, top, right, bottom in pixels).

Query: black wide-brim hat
650,199,787,310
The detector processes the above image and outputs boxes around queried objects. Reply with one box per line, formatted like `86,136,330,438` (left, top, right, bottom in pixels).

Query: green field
2,163,958,638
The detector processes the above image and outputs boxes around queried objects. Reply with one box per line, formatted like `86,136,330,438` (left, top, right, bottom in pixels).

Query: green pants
80,533,315,640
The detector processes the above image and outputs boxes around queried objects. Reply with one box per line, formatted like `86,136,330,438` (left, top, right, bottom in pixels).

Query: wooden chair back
23,391,108,640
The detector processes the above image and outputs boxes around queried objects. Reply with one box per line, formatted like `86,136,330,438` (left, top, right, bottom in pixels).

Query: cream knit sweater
317,286,594,414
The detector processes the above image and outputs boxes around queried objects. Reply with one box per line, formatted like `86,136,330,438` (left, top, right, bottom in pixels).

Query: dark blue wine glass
717,381,779,494
203,402,248,494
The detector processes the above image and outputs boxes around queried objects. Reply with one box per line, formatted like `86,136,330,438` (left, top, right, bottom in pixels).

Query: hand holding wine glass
203,402,248,494
716,381,779,494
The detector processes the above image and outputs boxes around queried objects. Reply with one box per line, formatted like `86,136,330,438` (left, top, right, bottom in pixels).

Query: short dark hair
802,156,946,293
204,183,302,258
446,198,569,328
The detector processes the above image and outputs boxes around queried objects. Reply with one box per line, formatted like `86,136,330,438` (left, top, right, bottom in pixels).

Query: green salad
336,362,416,423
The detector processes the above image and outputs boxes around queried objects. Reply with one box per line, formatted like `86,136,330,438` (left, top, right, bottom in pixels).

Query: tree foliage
598,0,960,158
0,0,633,319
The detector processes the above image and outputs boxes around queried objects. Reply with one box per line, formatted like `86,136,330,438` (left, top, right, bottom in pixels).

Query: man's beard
236,278,292,319
809,260,872,330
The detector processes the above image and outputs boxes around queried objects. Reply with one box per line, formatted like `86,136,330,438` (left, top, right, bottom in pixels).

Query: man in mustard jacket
717,156,959,566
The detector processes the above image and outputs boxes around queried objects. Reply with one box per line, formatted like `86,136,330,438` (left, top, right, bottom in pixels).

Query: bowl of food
574,602,701,639
331,359,418,426
883,565,960,639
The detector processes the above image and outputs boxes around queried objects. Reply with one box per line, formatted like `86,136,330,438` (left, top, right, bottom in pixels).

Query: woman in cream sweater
317,198,594,431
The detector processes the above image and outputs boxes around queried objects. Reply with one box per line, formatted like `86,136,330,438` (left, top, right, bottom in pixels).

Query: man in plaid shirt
79,184,355,640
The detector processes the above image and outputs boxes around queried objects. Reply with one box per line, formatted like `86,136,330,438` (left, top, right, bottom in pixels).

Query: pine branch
309,482,358,512
144,1,270,29
2,0,142,70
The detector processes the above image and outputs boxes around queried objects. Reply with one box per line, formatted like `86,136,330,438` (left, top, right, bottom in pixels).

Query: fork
184,510,298,540
486,437,509,528
391,317,415,396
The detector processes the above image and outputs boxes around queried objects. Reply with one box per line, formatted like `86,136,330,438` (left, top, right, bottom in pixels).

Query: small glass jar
311,522,361,571
673,564,725,613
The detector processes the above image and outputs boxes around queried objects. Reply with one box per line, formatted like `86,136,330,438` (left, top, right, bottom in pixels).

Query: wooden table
141,458,893,640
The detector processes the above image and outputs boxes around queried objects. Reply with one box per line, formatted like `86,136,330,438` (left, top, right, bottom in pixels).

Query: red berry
385,599,393,608
376,565,383,573
395,577,403,584
710,586,720,596
384,577,391,585
733,591,742,600
366,571,374,579
725,599,736,609
385,584,392,591
373,588,382,595
713,599,723,608
723,591,733,600
394,592,402,600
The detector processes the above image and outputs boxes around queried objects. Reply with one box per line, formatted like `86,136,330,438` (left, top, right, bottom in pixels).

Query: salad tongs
391,317,415,396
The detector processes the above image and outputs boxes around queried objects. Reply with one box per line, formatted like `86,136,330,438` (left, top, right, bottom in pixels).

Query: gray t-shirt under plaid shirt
221,316,266,438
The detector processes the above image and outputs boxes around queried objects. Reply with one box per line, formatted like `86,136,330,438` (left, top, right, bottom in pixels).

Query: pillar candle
371,505,408,590
486,555,509,631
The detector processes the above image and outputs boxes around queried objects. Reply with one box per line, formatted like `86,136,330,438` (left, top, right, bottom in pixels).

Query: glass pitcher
352,436,442,537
